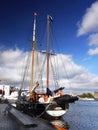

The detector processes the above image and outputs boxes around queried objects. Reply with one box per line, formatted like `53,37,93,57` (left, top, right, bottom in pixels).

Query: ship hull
16,100,69,118
16,94,78,118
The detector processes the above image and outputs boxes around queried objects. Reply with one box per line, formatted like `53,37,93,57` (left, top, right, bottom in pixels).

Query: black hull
16,101,68,118
16,101,47,116
53,94,78,109
16,94,78,118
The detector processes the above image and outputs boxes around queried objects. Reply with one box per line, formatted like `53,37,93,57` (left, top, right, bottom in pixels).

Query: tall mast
29,13,37,99
46,15,53,88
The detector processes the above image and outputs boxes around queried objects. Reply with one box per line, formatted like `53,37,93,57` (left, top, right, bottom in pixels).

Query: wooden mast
29,13,37,99
46,15,52,89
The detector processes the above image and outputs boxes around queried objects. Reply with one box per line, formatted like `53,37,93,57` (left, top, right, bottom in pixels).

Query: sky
0,0,98,94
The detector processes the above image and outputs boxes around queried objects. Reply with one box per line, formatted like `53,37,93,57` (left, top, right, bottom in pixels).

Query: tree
79,93,94,98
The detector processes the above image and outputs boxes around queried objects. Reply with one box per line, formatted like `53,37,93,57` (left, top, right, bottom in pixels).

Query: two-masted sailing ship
16,13,78,118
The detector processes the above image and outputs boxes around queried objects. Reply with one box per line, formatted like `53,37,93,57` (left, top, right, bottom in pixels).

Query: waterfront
0,104,54,130
0,100,98,130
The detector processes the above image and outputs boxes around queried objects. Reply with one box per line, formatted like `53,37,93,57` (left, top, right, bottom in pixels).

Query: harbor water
0,100,98,130
63,100,98,130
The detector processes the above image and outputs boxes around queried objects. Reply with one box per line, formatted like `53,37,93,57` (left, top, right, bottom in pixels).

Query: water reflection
50,119,69,130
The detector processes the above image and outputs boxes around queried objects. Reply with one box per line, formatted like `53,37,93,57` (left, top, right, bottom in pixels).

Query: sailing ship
16,13,78,118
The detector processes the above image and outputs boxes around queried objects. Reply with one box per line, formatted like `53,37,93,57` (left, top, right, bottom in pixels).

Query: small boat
16,13,78,118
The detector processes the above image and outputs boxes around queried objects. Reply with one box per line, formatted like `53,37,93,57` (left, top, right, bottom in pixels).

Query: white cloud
0,48,27,83
77,1,98,56
77,1,98,36
88,33,98,46
0,48,98,93
88,47,98,55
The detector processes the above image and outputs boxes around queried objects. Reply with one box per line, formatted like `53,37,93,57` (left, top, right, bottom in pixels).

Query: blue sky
0,0,98,94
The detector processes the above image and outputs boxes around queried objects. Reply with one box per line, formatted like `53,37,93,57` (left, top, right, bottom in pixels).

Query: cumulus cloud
0,48,27,83
0,48,98,93
77,1,98,36
77,1,98,56
88,47,98,55
88,33,98,55
88,33,98,46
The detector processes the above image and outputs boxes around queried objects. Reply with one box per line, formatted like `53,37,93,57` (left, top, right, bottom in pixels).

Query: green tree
79,93,94,98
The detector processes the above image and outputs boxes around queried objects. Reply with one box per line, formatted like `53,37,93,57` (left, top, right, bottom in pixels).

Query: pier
0,103,54,130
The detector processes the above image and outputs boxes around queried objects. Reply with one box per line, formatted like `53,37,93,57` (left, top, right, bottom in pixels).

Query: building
0,85,10,96
0,84,18,102
94,91,98,100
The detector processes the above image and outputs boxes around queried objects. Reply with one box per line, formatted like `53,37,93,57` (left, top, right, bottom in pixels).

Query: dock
0,103,54,130
9,105,39,126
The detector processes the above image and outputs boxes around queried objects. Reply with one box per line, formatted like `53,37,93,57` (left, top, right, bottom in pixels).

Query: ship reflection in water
49,118,69,130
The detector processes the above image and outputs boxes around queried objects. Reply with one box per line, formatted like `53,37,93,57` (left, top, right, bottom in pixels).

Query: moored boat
16,13,78,118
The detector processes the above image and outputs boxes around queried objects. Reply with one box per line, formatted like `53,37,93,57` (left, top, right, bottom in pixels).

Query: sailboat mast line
29,14,37,98
45,19,73,89
20,52,31,90
49,57,59,90
46,15,52,89
37,54,46,80
59,54,72,88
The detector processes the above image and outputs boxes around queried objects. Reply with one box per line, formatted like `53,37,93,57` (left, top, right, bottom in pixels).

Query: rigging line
33,51,38,83
22,22,34,52
49,23,59,53
33,51,43,91
53,54,59,79
35,54,46,93
48,25,64,86
20,51,27,87
60,54,72,88
36,26,46,51
19,55,26,82
20,51,31,90
46,23,60,88
49,24,72,88
50,56,59,90
49,24,56,53
46,23,57,55
35,17,47,52
37,52,46,82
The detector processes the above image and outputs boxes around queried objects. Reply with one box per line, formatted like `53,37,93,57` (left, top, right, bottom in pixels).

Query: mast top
32,13,38,42
47,15,53,22
34,12,38,16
